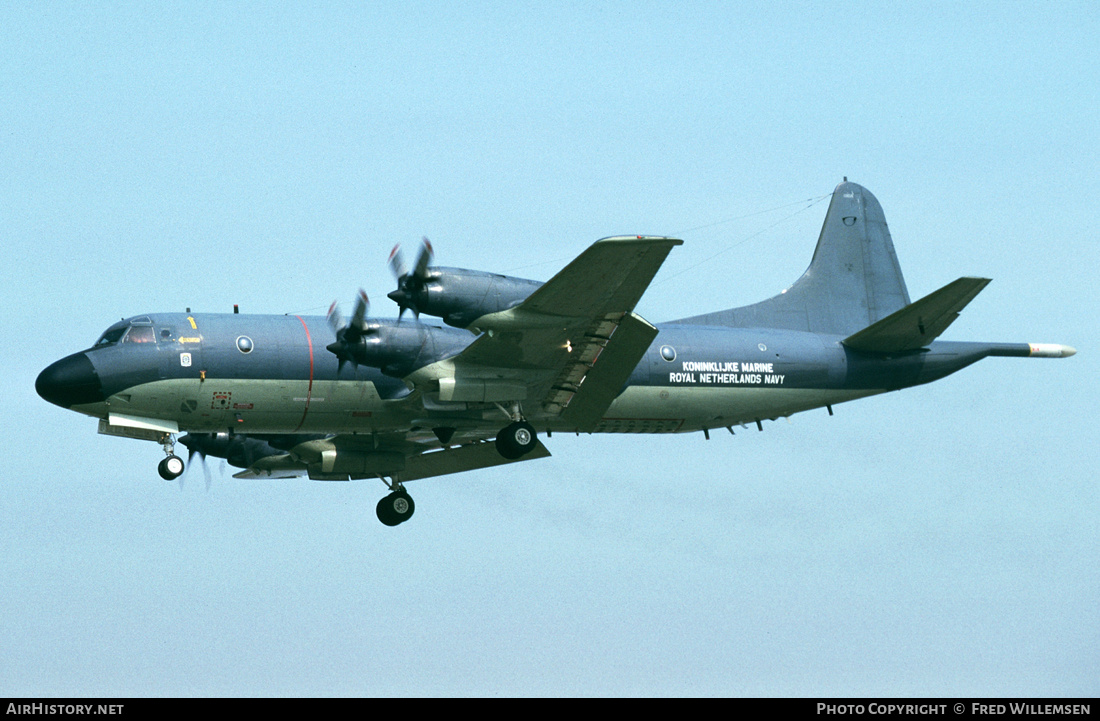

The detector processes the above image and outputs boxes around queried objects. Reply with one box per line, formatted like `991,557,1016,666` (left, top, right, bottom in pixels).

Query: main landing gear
376,483,416,526
495,420,537,459
493,402,539,460
157,434,185,481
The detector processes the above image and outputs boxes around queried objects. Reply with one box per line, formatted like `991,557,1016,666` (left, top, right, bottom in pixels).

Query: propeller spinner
326,289,373,370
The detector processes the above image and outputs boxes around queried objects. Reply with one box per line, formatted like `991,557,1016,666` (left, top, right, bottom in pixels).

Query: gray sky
2,2,1096,696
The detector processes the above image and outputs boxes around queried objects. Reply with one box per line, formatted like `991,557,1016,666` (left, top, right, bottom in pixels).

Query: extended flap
398,440,551,482
560,312,658,431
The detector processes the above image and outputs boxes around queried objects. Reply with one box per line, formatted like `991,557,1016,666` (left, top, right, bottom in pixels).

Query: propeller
326,289,373,370
179,432,268,483
387,237,434,320
184,443,215,491
179,433,224,491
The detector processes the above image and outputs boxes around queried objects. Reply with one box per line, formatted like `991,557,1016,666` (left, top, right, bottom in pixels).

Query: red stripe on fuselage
294,315,314,431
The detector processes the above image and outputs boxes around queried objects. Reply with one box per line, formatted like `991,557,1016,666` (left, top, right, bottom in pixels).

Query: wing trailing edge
559,311,658,431
398,439,551,482
842,277,991,353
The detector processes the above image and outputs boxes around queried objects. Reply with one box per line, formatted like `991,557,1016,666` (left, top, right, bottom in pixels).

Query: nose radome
36,353,104,408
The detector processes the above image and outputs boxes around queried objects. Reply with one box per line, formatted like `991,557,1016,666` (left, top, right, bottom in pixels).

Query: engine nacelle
308,450,405,479
388,268,542,329
179,432,284,469
338,322,472,378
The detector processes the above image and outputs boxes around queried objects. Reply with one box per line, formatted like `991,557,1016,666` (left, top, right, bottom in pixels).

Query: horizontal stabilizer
842,277,991,353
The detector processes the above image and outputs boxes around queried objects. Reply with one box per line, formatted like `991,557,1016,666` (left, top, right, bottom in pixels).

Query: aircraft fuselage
39,310,1030,438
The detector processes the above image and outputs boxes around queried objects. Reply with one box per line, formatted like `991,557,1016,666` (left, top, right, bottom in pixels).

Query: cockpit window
91,318,162,350
122,326,157,344
94,327,127,348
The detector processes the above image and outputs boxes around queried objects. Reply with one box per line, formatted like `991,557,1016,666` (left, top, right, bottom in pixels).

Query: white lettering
815,705,865,715
675,360,785,385
4,704,124,717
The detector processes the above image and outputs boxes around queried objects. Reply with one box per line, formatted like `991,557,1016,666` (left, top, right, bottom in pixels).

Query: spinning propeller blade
349,290,370,338
413,237,434,280
388,237,434,320
326,301,344,335
179,434,219,492
388,244,407,282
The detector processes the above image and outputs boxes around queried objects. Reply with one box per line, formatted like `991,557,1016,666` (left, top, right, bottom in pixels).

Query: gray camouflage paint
36,182,1067,478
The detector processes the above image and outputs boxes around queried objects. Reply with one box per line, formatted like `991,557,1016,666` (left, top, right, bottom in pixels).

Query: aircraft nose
36,352,104,408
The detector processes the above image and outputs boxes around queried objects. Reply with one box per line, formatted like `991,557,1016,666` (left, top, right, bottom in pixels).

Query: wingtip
595,235,684,246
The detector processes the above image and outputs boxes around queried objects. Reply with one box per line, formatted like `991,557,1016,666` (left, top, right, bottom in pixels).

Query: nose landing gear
157,434,185,481
158,455,185,480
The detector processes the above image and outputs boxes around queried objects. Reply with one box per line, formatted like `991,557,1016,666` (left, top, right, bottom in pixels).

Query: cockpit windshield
123,326,156,344
94,326,127,348
92,318,158,349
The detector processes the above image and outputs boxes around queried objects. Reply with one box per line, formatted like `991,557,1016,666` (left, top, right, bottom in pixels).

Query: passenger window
123,326,156,344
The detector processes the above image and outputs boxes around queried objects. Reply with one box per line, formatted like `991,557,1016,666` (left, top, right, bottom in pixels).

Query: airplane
36,180,1076,526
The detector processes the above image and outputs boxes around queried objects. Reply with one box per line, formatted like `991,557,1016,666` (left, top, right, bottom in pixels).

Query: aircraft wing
410,235,682,430
231,427,551,481
232,236,681,480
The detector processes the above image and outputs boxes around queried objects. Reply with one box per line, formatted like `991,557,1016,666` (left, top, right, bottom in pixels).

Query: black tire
495,421,537,459
158,455,185,481
376,491,415,526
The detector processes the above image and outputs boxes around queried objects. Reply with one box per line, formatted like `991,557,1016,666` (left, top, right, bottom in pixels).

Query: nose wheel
158,454,185,481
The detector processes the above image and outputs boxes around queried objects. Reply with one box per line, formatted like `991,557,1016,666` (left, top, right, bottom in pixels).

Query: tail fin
676,181,911,335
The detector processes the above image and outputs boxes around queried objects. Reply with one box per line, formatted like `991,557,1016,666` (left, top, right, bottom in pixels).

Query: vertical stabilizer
676,182,911,335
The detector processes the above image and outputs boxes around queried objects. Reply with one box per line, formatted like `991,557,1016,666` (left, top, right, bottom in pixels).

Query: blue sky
2,2,1096,696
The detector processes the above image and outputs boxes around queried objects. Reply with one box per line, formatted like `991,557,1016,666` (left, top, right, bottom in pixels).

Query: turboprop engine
387,239,542,328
